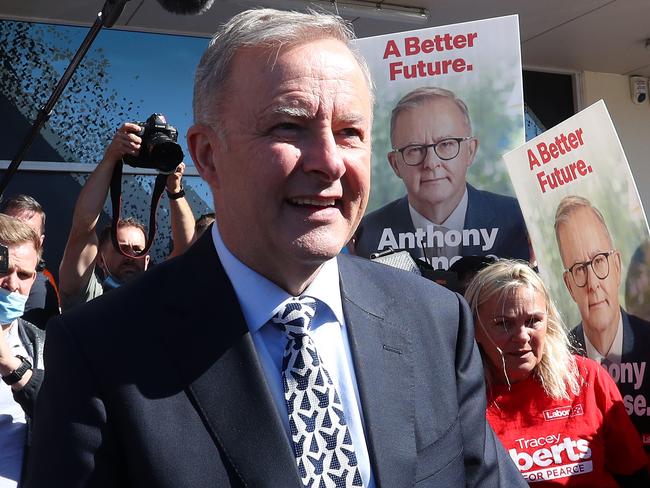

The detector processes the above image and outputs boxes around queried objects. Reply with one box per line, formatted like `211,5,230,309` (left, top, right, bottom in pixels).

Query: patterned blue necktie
272,297,364,488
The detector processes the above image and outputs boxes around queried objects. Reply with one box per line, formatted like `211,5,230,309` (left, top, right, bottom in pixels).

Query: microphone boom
155,0,215,14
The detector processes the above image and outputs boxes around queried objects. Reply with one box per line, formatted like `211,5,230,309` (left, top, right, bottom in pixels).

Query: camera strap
109,160,167,259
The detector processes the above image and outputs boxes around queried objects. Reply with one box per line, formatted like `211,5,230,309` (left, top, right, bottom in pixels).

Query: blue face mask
103,275,122,290
0,287,28,324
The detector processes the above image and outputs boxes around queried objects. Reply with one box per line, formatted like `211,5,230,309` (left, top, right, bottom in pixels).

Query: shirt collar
408,186,468,231
584,311,623,363
211,223,344,334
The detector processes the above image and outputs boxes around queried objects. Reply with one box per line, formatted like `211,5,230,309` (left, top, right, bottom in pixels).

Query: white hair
193,8,373,130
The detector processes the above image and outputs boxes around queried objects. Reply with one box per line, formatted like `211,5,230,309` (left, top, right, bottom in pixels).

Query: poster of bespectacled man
503,100,650,456
351,15,529,270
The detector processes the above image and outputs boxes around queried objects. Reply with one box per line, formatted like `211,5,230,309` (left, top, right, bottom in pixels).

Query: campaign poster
352,16,526,272
503,100,650,452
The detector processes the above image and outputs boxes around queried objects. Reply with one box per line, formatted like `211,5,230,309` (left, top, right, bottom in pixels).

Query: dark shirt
24,271,59,329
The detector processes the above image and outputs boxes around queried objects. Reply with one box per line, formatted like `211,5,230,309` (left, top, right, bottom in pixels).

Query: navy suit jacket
354,184,530,263
570,309,650,451
25,230,525,487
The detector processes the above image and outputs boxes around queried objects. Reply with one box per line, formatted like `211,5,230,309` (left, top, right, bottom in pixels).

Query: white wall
581,71,650,211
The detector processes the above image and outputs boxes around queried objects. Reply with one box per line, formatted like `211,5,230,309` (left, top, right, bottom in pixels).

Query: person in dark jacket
0,214,45,487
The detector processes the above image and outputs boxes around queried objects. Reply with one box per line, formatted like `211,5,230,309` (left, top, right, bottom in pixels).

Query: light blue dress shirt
212,224,375,488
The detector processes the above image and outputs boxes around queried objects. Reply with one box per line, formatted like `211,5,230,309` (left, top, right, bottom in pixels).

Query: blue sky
83,27,208,163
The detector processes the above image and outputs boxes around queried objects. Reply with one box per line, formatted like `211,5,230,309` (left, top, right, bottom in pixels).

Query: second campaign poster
503,100,650,449
352,15,526,271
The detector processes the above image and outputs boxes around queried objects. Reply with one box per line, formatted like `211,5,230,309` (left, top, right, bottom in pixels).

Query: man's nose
1,273,19,293
585,264,601,291
422,146,443,171
301,131,346,181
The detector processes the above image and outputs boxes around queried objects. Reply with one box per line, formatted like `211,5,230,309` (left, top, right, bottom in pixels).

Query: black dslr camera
123,113,184,173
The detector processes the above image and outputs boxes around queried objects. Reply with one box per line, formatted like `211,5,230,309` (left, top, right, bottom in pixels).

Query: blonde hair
0,214,42,260
464,260,580,400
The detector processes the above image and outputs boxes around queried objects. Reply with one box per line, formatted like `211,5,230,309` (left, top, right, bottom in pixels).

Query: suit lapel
338,256,416,488
463,184,494,229
159,231,301,487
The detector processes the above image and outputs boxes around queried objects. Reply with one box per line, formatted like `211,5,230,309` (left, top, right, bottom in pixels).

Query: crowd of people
0,114,209,487
0,6,648,488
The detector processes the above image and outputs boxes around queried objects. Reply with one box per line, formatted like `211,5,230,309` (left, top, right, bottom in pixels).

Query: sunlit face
188,39,372,293
557,207,621,336
99,225,149,284
388,97,477,220
0,242,38,297
475,286,548,384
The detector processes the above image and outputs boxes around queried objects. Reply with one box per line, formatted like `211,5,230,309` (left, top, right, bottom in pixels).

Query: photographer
58,122,194,312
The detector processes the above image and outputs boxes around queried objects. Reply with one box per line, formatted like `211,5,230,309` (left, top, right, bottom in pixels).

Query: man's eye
338,127,363,139
119,245,144,254
270,123,303,136
574,264,587,275
404,145,424,156
18,272,32,280
335,128,365,147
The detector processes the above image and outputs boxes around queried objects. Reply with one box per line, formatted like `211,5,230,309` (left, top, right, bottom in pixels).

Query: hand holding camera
105,122,143,164
105,114,183,174
122,114,184,174
105,114,185,259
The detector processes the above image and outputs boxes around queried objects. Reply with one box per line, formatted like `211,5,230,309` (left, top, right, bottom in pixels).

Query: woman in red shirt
464,260,648,487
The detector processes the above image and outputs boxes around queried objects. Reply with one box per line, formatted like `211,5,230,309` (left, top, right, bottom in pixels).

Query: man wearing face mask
0,214,45,488
58,122,195,312
0,194,60,329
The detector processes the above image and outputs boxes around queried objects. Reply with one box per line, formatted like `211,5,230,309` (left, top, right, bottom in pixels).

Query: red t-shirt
487,355,647,486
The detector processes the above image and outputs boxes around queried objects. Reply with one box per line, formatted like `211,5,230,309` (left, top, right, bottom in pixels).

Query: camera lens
150,141,184,173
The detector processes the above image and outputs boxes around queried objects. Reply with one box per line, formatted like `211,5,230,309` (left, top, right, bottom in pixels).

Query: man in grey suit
26,9,525,488
354,87,529,269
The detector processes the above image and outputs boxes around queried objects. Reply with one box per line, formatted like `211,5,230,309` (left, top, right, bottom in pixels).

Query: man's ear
387,152,402,179
466,137,479,168
613,250,622,286
187,124,223,189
